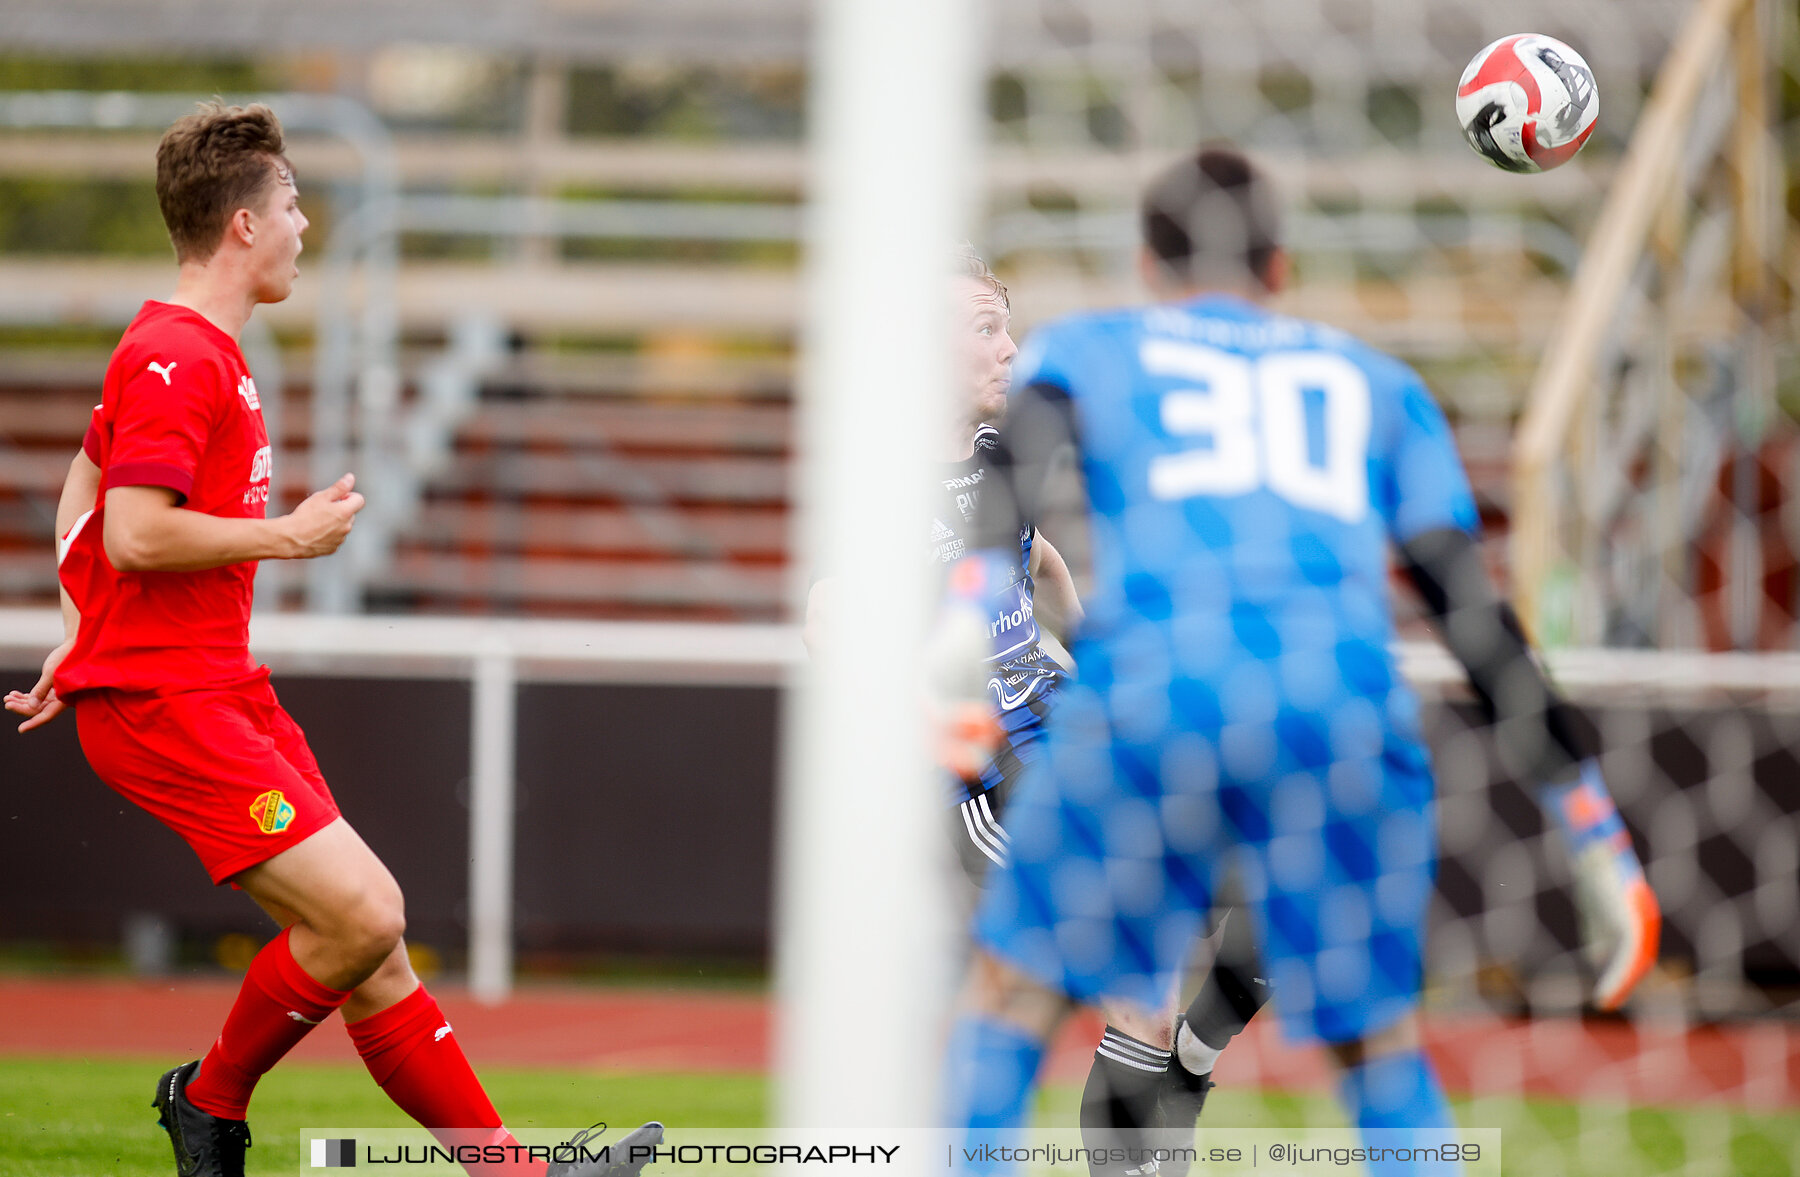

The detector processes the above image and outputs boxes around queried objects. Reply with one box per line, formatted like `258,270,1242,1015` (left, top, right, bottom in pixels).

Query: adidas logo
930,518,955,541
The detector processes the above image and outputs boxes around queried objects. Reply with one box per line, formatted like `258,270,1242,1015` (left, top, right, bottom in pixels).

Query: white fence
5,604,1798,1012
0,606,798,1003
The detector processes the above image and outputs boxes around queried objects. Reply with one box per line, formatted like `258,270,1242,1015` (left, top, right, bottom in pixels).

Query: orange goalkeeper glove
1543,762,1661,1010
925,552,1011,781
934,700,1004,783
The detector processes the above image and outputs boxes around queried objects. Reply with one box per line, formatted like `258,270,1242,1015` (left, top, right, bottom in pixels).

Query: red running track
1,977,1793,1109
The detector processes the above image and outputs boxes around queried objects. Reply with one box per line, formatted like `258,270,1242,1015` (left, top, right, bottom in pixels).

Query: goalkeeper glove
1542,762,1662,1010
925,551,1011,780
934,700,1004,783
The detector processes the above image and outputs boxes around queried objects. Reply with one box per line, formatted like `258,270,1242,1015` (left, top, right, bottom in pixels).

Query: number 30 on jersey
1142,339,1371,524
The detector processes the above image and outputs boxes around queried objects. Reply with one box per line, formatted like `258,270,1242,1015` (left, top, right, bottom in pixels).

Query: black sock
1184,948,1271,1052
1156,919,1272,1177
1079,1026,1172,1176
1152,1019,1216,1177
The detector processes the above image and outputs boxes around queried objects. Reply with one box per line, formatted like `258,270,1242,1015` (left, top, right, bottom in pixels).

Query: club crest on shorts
249,789,295,834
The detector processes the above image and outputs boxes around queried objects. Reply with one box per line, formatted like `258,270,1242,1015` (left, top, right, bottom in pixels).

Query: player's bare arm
4,449,101,731
103,473,364,573
1026,533,1083,643
51,450,98,633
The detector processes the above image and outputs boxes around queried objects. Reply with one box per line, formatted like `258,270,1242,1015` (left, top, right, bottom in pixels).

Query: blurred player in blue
926,250,1265,1177
813,248,1266,1174
942,147,1660,1175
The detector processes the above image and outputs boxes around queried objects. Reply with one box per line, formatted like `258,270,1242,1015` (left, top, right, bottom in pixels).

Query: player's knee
1104,1000,1174,1050
967,950,1071,1038
339,887,406,968
348,918,405,972
365,897,407,956
370,905,407,955
1325,1013,1420,1070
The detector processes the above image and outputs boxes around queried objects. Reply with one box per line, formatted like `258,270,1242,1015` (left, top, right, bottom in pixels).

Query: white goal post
778,0,984,1149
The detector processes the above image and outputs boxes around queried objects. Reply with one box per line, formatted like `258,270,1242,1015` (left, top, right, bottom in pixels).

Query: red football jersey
56,301,274,697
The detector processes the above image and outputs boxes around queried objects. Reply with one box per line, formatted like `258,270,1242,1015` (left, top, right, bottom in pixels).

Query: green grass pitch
0,1056,1792,1176
0,1057,761,1176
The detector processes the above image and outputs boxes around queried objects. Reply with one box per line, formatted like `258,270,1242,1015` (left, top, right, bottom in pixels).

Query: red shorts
76,671,342,884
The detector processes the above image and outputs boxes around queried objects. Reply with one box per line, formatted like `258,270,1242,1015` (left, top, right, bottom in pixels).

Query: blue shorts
972,676,1437,1045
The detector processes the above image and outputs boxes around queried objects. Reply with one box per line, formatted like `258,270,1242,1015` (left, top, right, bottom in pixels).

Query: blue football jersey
1011,292,1478,719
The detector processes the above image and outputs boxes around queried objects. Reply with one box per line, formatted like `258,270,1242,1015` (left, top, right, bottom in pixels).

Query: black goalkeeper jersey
931,424,1064,712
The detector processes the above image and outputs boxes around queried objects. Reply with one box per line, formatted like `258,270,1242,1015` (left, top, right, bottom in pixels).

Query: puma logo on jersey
147,361,177,385
237,375,261,410
434,1024,453,1042
287,1010,321,1025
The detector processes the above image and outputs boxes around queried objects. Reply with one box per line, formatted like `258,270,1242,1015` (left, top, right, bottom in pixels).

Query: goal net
1132,642,1800,1175
1408,644,1799,1173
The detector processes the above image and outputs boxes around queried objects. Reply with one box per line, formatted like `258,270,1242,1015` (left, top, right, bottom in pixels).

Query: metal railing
8,601,1796,1013
1511,0,1790,646
0,91,405,615
0,605,798,1002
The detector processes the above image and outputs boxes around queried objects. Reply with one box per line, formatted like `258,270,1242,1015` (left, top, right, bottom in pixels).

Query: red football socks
347,985,535,1175
185,926,352,1119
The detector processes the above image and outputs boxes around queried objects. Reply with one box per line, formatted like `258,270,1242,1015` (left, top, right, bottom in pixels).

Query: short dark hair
155,102,291,263
1140,146,1281,289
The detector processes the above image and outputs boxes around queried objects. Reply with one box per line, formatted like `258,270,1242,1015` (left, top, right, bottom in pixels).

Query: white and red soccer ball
1456,34,1598,173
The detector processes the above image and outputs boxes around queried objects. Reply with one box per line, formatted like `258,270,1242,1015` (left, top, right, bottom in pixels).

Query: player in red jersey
5,103,660,1177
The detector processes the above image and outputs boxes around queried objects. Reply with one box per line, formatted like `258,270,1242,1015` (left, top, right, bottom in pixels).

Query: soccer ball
1456,34,1598,173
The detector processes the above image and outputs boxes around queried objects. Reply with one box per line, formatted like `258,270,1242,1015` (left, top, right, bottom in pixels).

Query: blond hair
952,242,1010,309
